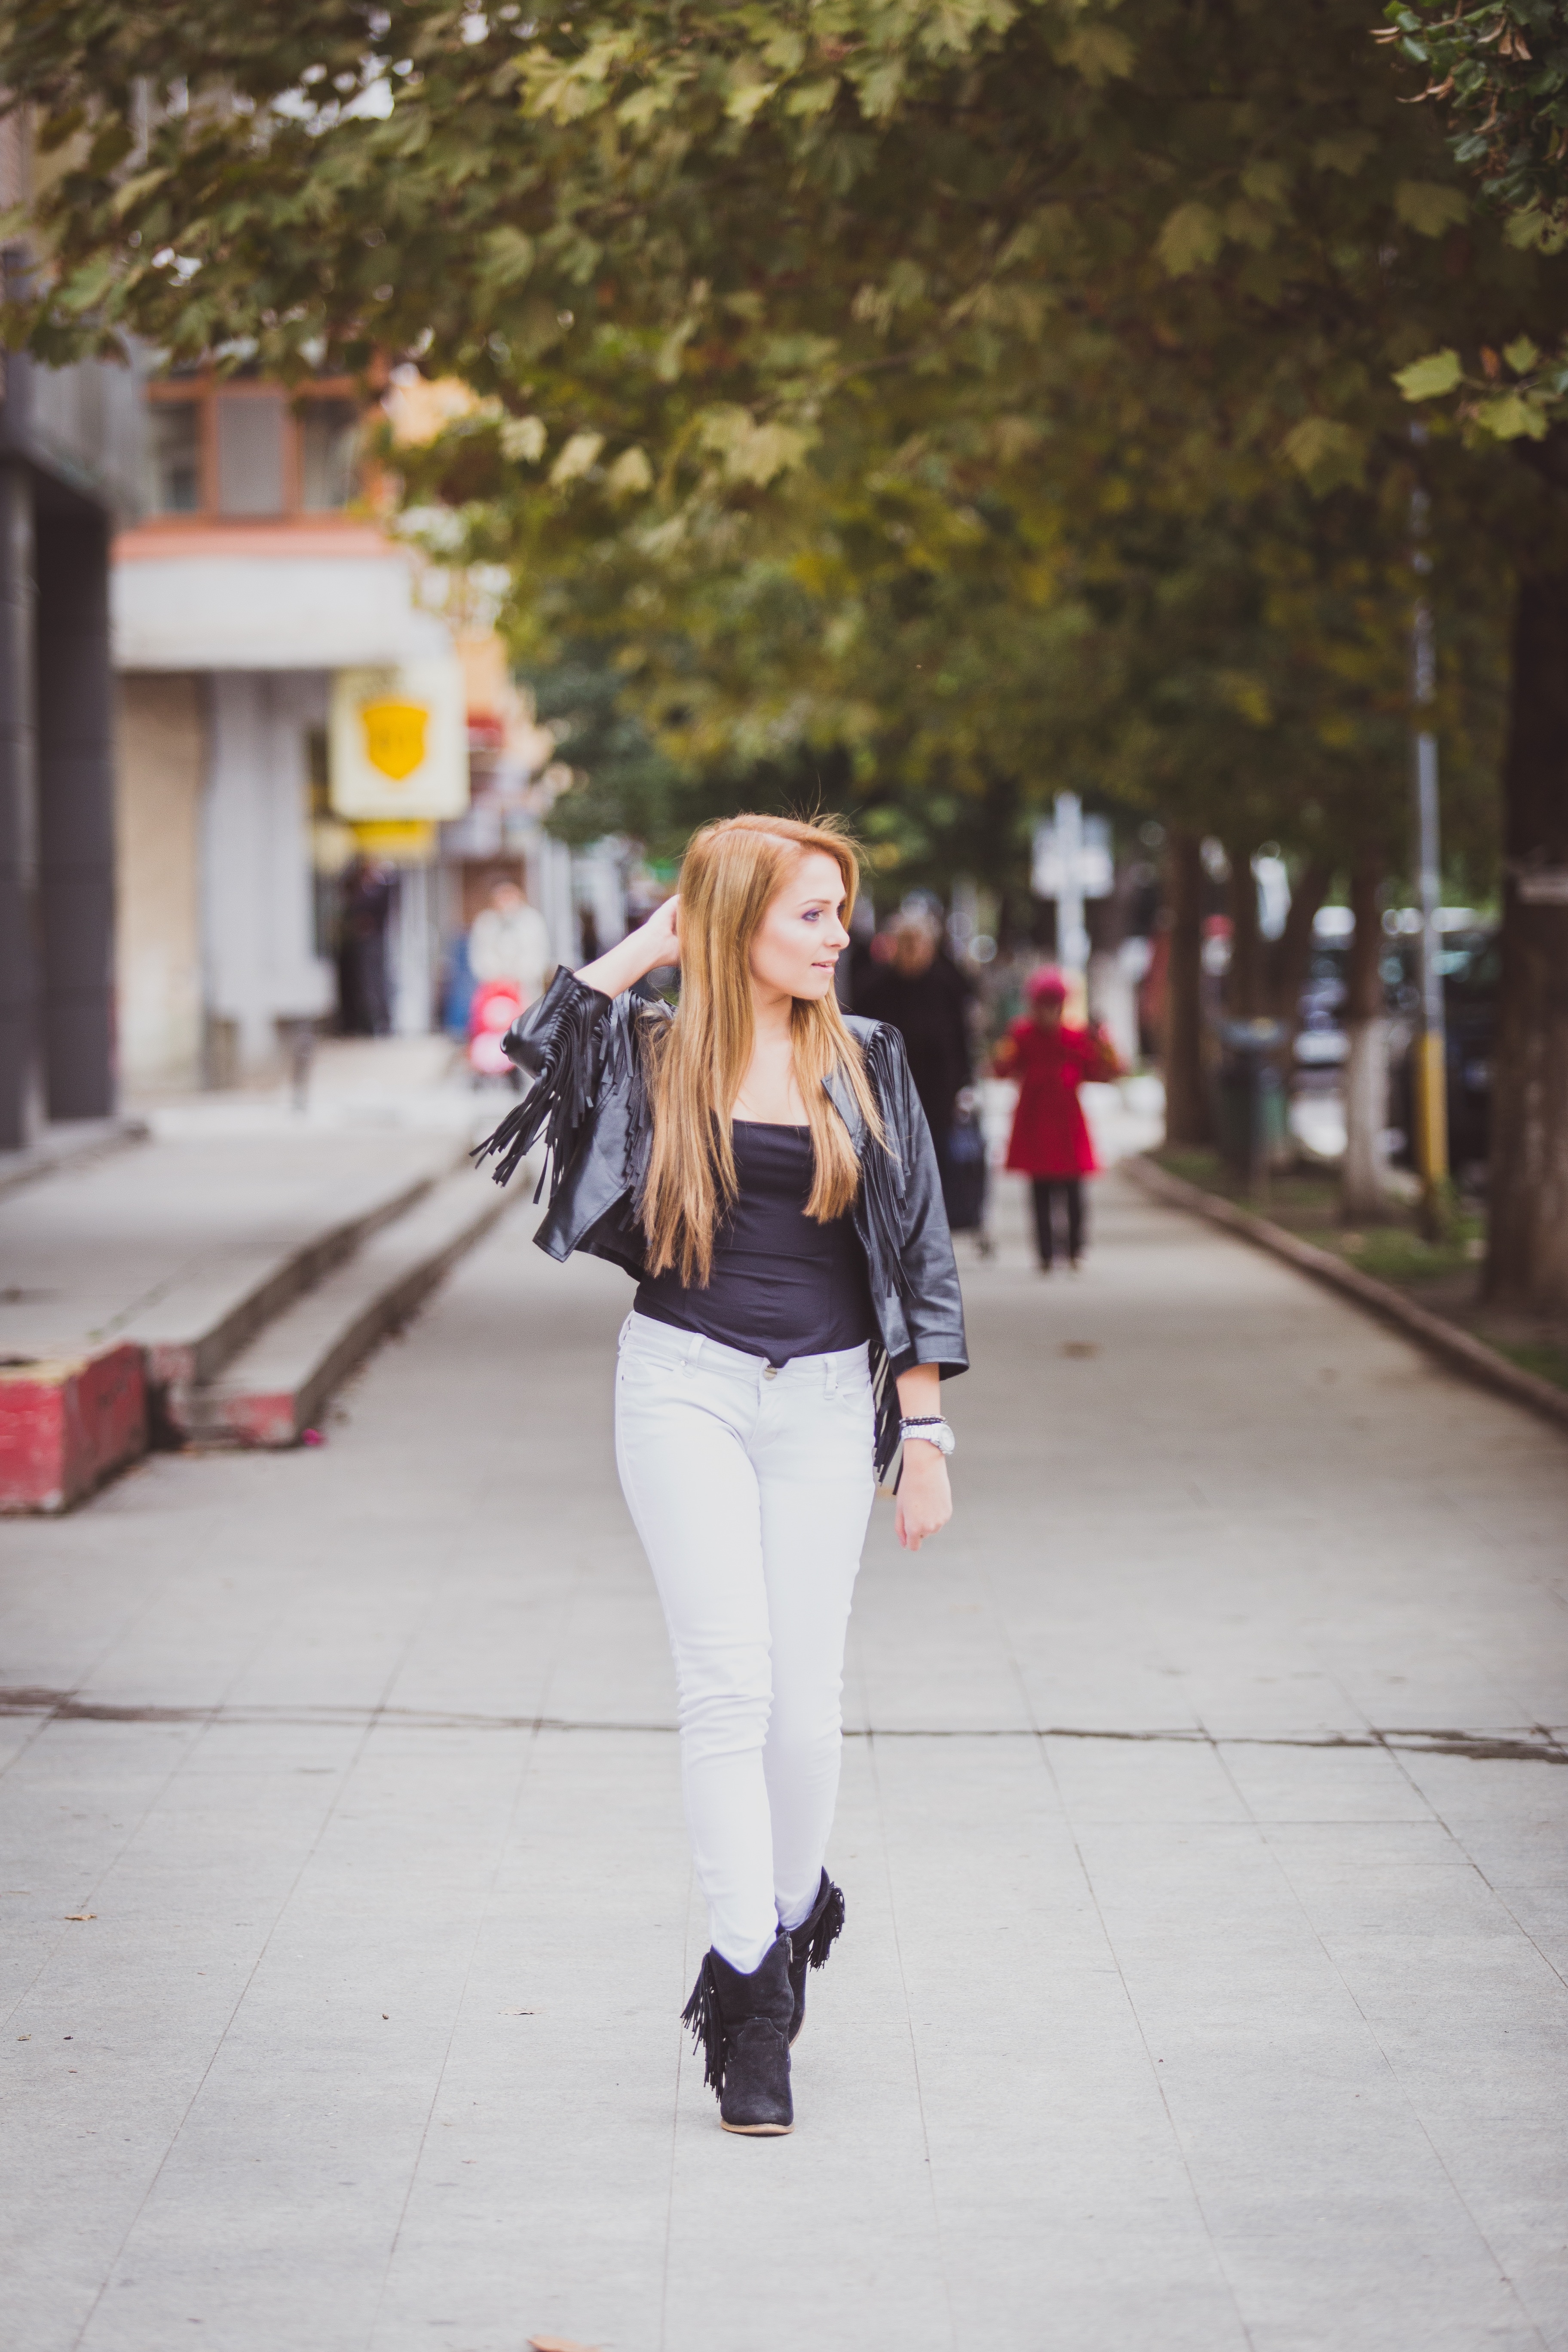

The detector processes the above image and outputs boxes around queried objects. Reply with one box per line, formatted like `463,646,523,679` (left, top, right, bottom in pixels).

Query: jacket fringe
470,980,609,1199
680,1951,726,2093
802,1879,846,1971
858,1024,912,1485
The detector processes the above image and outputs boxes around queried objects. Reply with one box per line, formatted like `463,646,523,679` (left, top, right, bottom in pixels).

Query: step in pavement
140,1164,450,1433
181,1170,518,1447
0,1093,524,1504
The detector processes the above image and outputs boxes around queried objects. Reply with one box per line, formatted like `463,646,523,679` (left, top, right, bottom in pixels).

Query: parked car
1294,928,1350,1074
1293,907,1497,1177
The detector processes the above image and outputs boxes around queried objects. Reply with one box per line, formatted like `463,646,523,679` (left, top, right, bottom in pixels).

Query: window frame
144,372,370,524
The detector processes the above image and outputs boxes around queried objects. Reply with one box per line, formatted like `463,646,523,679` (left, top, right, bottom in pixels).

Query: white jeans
614,1310,876,1975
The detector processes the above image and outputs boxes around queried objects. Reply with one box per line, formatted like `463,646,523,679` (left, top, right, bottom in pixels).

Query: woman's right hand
576,895,680,998
637,894,681,970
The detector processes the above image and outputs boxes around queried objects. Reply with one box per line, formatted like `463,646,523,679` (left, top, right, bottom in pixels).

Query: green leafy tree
3,0,1564,1304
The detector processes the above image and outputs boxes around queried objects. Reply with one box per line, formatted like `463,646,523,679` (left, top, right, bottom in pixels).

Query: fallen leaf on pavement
529,2337,600,2352
63,1913,96,1921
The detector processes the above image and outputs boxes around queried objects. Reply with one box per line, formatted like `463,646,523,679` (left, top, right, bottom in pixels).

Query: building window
301,400,358,512
144,377,368,521
216,390,288,516
150,399,202,512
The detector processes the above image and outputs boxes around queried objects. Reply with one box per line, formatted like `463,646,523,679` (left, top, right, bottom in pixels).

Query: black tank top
634,1121,874,1366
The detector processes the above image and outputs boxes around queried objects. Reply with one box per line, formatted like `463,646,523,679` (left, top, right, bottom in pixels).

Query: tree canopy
10,0,1568,1305
2,0,1548,877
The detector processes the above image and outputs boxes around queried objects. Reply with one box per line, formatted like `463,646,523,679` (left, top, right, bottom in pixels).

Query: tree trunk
1225,842,1264,1017
1164,829,1211,1145
1485,565,1568,1315
1266,858,1333,1036
1341,855,1390,1222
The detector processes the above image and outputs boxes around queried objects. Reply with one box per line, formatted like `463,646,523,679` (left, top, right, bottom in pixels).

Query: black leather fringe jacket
474,968,968,1481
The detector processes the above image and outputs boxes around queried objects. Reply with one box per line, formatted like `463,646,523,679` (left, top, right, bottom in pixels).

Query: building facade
0,113,146,1148
112,367,478,1090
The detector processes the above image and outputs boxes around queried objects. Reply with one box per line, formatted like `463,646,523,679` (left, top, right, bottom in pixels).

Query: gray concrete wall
202,671,334,1079
36,502,115,1119
114,674,206,1092
0,461,40,1148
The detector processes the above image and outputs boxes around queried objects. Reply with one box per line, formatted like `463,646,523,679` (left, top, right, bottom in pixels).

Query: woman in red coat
994,968,1121,1270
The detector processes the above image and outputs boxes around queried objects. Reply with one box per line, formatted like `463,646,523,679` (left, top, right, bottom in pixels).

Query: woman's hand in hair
638,892,681,969
577,894,680,998
895,1445,952,1552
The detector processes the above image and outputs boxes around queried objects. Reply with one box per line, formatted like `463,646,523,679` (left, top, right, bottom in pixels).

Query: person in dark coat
855,911,974,1205
337,855,395,1036
995,966,1121,1270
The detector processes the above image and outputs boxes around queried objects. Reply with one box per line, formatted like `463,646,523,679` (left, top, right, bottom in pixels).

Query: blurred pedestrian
467,878,553,1005
855,908,974,1214
475,814,967,2139
336,854,394,1036
995,967,1121,1271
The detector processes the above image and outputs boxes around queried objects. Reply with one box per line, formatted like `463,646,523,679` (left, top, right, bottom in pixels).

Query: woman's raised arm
577,896,681,1000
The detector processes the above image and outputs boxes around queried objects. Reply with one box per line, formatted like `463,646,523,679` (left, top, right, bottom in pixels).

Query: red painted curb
214,1390,300,1449
0,1345,149,1513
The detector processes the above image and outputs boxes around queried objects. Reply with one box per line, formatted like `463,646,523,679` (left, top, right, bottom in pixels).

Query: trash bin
1216,1018,1289,1188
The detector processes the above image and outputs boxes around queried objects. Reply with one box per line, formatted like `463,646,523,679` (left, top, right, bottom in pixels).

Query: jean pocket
833,1378,875,1418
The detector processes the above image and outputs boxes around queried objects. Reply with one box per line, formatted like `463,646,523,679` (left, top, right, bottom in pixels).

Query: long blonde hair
640,813,887,1285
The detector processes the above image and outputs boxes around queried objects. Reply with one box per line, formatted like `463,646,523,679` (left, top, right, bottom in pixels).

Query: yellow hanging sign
328,659,470,822
360,699,429,784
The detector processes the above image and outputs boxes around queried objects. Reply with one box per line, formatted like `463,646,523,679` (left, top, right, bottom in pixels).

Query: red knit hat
1026,966,1069,1004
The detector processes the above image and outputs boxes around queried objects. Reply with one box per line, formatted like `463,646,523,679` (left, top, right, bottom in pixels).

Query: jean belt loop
683,1331,703,1376
824,1357,838,1399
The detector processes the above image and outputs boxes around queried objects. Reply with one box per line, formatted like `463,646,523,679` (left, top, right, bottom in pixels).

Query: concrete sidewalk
1,1037,490,1367
1,1167,1565,2351
0,1041,517,1499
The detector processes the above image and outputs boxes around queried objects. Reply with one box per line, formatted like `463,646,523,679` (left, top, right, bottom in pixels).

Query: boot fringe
680,1952,726,2093
804,1879,845,1971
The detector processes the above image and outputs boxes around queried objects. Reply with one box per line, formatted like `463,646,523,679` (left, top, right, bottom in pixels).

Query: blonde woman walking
477,815,967,2135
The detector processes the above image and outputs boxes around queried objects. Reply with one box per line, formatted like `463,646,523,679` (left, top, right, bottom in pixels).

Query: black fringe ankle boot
681,1931,794,2135
784,1871,845,2046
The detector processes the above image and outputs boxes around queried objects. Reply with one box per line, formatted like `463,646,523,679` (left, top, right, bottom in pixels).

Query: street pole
1054,790,1090,980
1410,467,1449,1230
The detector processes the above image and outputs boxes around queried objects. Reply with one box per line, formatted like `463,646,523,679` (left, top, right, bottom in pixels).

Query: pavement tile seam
360,1718,553,2352
1009,1620,1549,2351
1331,1690,1568,1999
1200,1716,1559,2349
933,1509,1262,2350
857,1727,962,2352
1022,1740,1260,2346
46,1580,497,2352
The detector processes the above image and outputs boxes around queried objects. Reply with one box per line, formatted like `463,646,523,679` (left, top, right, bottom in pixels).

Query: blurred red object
468,978,525,1077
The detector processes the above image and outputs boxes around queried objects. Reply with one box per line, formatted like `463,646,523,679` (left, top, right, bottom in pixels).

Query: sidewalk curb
1122,1154,1568,1442
0,1118,150,1203
0,1345,148,1513
185,1173,519,1448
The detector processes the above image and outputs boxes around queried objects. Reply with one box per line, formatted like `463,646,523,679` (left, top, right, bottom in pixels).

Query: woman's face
749,850,852,1002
